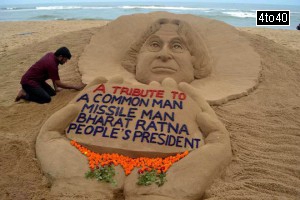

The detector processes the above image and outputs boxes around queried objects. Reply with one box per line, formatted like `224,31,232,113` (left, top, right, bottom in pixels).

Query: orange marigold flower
71,140,189,175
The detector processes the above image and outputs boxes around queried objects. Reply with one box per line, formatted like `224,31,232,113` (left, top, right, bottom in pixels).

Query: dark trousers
22,82,56,104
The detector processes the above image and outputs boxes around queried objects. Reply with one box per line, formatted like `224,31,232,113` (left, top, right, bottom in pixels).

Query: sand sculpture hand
36,76,127,192
124,78,232,200
37,76,231,198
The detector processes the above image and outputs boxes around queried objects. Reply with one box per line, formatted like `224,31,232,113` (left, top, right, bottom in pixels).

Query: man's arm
53,80,86,91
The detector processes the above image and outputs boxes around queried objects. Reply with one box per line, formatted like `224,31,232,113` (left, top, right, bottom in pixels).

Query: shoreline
0,20,110,55
0,20,298,57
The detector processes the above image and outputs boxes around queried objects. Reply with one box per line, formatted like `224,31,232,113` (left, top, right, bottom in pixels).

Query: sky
0,0,299,6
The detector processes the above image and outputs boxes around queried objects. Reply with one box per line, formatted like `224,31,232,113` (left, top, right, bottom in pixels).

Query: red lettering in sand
93,84,106,93
112,86,165,98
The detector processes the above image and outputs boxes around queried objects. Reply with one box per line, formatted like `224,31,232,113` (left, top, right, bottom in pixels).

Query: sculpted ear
191,56,196,65
191,56,197,71
193,55,212,79
122,62,136,73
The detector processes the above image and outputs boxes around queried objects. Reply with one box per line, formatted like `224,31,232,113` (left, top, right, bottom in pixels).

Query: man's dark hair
54,47,72,59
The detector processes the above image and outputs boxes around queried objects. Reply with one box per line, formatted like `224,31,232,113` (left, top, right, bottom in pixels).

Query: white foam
36,6,81,10
223,11,256,18
119,6,211,11
35,6,112,10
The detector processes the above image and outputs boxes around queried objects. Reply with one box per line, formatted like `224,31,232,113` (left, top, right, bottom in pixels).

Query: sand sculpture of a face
122,18,212,84
137,23,195,83
36,13,261,200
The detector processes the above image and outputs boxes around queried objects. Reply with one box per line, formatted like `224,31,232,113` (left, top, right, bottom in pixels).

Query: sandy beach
0,20,299,200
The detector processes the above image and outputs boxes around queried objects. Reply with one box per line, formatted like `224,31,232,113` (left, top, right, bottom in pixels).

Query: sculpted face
136,24,195,84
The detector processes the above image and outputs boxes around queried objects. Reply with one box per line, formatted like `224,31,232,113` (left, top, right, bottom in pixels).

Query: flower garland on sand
70,140,189,186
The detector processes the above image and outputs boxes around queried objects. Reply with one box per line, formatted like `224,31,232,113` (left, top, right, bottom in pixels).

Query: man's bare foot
15,89,26,102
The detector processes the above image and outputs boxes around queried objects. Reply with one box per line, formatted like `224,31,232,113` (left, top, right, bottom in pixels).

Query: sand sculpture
79,12,261,105
121,18,212,84
36,12,261,199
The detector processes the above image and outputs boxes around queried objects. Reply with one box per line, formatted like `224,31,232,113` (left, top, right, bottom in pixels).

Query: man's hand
55,87,63,92
54,80,86,91
74,82,87,91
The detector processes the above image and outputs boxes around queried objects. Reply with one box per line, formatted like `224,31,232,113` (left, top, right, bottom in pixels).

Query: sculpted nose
157,47,172,61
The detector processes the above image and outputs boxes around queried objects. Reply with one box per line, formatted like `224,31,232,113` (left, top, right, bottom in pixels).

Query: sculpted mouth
151,66,177,73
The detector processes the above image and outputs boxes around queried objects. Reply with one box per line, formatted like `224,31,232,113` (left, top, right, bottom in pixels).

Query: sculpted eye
171,42,184,53
173,43,182,49
150,42,160,48
147,41,161,52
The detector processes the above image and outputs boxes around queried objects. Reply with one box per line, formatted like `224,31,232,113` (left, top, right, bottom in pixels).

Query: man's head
122,18,212,84
55,47,72,65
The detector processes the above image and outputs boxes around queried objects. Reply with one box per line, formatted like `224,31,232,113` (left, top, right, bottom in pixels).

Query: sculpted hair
121,18,212,79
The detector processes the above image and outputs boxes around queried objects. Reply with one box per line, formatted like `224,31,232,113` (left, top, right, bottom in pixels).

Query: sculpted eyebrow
171,37,184,43
147,35,160,41
170,37,188,48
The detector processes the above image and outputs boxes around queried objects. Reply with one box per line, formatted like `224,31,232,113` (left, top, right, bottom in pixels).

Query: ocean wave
36,6,81,10
119,5,212,11
29,15,106,21
30,15,59,20
0,7,36,11
0,6,114,11
223,11,256,18
36,6,113,10
1,5,244,12
2,7,16,10
220,8,239,11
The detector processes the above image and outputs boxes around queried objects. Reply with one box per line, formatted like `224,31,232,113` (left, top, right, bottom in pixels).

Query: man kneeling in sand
15,47,86,104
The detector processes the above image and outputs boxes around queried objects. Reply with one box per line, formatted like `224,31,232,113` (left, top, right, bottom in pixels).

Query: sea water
0,1,299,30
